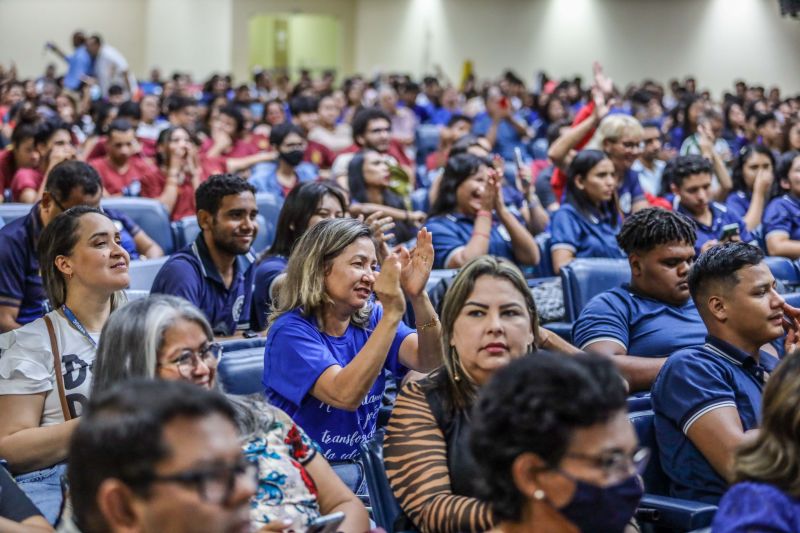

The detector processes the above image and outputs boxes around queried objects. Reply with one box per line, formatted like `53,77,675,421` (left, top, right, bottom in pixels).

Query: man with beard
151,175,258,338
574,208,705,391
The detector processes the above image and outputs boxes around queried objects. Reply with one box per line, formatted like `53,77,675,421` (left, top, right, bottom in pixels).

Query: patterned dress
243,402,323,528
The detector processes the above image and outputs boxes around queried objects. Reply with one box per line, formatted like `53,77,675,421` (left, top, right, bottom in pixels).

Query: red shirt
0,149,16,197
89,156,160,196
141,168,203,221
304,140,335,169
200,138,260,159
551,101,596,202
10,167,44,202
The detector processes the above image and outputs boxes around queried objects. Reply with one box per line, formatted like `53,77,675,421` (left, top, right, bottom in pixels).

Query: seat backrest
629,410,669,496
359,430,415,533
532,233,555,278
217,347,265,395
255,192,281,228
560,258,631,322
124,289,150,302
101,198,175,254
173,214,272,253
127,256,170,291
0,203,32,225
763,256,800,287
414,124,441,166
0,215,4,230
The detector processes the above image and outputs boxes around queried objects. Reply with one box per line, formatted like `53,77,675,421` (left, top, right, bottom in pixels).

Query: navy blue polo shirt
549,203,625,260
426,212,520,269
725,190,751,221
150,234,256,336
0,204,47,325
763,194,800,243
251,255,288,332
618,168,646,216
652,336,778,504
573,285,707,356
676,201,753,254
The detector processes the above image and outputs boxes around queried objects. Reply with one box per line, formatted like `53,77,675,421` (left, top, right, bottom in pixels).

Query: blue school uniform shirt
263,305,414,461
573,286,706,356
103,207,140,260
0,204,48,325
676,201,752,255
724,190,751,221
63,46,93,91
471,112,529,162
652,336,778,504
150,234,256,336
712,482,800,533
248,162,318,199
549,203,625,260
425,212,519,269
763,194,800,243
251,255,288,332
618,168,646,216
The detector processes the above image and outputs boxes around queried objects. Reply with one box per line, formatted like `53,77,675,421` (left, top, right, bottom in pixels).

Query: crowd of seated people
2,31,800,532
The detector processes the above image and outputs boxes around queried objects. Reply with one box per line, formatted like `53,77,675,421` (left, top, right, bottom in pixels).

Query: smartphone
307,512,346,533
499,96,509,110
514,147,524,171
720,223,740,242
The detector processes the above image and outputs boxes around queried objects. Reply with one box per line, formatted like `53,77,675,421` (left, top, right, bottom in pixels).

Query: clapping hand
783,302,800,355
398,228,434,299
374,253,406,317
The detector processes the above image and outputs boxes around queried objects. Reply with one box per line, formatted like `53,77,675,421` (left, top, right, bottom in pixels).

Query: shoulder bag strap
44,315,72,421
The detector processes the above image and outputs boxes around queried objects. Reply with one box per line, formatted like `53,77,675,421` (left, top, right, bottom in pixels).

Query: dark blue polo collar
25,202,44,249
704,335,776,386
190,233,255,286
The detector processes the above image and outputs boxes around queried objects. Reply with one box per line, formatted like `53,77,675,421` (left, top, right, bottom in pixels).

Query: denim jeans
15,463,67,524
331,461,367,498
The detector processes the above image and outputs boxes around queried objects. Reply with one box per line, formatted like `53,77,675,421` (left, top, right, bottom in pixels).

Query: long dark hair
155,125,194,167
731,144,778,197
565,149,619,227
260,180,347,260
429,153,489,217
777,151,800,192
347,150,406,212
38,206,126,310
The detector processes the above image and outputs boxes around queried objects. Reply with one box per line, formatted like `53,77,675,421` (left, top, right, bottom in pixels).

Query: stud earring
533,489,545,500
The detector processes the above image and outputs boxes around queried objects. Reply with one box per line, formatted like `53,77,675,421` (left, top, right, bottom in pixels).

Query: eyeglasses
158,343,222,378
564,447,650,479
135,457,258,505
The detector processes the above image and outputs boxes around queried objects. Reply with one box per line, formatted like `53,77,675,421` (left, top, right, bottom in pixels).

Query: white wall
353,0,800,95
0,0,147,78
2,0,798,95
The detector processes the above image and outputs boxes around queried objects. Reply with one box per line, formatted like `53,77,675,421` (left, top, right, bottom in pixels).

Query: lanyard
61,305,98,349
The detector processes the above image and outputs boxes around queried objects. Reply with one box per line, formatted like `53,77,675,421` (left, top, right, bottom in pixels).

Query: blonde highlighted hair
733,350,800,497
269,217,377,330
591,114,644,147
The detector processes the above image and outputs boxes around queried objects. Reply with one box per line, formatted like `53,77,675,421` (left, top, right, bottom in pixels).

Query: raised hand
593,61,614,98
753,166,774,196
374,253,406,317
399,228,434,299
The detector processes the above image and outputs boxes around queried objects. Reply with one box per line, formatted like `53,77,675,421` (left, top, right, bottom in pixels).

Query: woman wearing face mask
725,144,777,232
550,149,626,275
347,149,423,244
384,256,575,533
0,206,130,524
90,295,369,533
249,122,318,199
251,181,349,331
764,151,800,259
471,353,645,533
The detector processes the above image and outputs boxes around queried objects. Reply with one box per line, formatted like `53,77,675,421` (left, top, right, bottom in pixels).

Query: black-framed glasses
136,457,258,505
158,342,222,378
564,447,650,479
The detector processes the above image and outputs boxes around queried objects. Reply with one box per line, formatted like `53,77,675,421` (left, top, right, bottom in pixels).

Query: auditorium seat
255,192,281,230
127,256,170,291
359,430,418,533
0,203,32,225
0,216,4,230
124,289,150,302
763,256,800,288
217,347,265,395
630,410,718,531
172,214,272,253
532,233,555,278
414,124,440,167
560,258,631,322
101,198,175,254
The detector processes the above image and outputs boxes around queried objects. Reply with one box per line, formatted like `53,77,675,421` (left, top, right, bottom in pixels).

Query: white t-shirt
0,310,99,426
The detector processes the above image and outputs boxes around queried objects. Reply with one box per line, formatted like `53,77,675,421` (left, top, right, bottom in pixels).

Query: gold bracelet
416,317,440,332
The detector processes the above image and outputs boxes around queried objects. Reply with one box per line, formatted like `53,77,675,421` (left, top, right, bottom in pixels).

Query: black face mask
546,472,644,533
279,149,304,167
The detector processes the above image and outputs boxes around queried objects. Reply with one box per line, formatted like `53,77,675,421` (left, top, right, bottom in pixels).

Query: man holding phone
667,154,752,254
